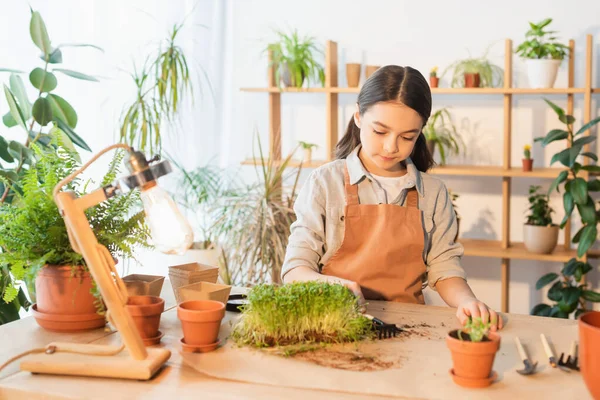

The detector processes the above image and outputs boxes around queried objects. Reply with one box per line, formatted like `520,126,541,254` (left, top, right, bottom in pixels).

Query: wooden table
0,285,592,399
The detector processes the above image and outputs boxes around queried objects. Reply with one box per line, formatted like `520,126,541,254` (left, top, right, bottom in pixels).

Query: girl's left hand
456,298,503,331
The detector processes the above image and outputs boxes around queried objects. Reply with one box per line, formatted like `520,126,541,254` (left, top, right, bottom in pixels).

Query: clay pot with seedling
429,66,439,88
446,317,500,388
522,144,533,171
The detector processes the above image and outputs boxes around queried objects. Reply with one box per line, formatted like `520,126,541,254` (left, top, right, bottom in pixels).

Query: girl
281,65,502,331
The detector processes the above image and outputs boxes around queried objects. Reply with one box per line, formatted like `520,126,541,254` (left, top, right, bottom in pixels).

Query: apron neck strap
406,188,418,208
343,165,360,206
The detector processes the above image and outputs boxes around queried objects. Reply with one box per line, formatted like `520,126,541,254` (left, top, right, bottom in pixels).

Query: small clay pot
464,73,481,88
446,330,500,387
522,158,533,172
126,296,165,341
346,63,361,87
123,274,165,297
430,76,439,88
580,311,600,399
178,300,225,346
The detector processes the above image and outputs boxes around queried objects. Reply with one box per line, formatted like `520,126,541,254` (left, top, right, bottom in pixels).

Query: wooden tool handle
570,341,578,358
515,337,528,361
540,334,554,358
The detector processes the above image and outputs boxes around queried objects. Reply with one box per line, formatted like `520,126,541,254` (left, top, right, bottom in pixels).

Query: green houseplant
231,281,372,347
0,9,97,324
298,140,318,163
531,99,600,318
423,108,464,165
442,49,503,88
265,29,325,88
515,18,569,89
523,185,559,254
0,137,151,329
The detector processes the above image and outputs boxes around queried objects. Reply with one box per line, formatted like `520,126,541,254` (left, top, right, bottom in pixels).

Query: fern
0,136,151,305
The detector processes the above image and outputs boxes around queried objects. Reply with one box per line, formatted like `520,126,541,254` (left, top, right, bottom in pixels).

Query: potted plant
446,317,500,388
0,9,99,325
522,144,533,171
298,141,318,163
265,29,325,88
530,99,600,319
515,18,569,89
449,189,460,242
0,140,151,331
429,66,439,88
346,63,361,88
423,108,464,165
231,282,372,347
442,48,503,88
523,185,559,254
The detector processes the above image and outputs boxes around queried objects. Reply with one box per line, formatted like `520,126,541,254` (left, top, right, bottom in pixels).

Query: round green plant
232,281,373,347
515,18,569,60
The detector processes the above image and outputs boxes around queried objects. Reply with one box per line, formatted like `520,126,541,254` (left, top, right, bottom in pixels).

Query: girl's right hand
327,277,366,312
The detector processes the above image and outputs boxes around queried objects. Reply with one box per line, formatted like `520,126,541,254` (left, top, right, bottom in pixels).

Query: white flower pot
523,224,559,254
525,59,562,89
303,148,312,163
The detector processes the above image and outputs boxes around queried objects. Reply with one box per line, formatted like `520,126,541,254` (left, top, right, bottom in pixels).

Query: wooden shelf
241,158,326,169
241,87,589,95
593,88,600,93
429,165,569,178
460,238,577,262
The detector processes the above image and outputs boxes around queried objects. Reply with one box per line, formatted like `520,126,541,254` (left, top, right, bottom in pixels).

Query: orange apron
322,164,427,304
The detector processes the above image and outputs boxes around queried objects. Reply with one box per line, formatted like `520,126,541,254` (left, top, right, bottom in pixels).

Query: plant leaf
577,225,597,258
30,11,52,56
9,74,31,120
53,68,98,82
57,43,104,52
42,48,63,64
562,259,580,277
548,170,568,194
0,68,25,73
582,152,599,162
48,126,80,162
541,129,568,146
548,281,563,301
575,116,600,136
47,94,77,128
582,290,600,302
32,97,53,126
577,197,596,225
2,112,17,128
0,136,14,163
572,135,597,147
581,165,600,173
562,286,581,307
588,180,600,191
545,98,565,118
531,303,551,316
55,119,91,152
29,68,57,92
3,85,27,132
571,177,588,205
536,272,558,290
559,114,576,125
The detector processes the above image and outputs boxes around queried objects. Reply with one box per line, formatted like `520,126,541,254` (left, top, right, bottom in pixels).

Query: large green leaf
3,85,27,132
548,281,563,301
559,114,576,125
581,152,598,162
41,48,63,64
571,178,588,204
49,126,80,162
581,165,600,173
47,94,77,128
588,180,600,191
550,147,571,167
536,272,558,290
30,11,52,56
563,191,574,217
572,135,597,147
582,290,600,302
29,68,57,92
544,99,565,118
7,140,32,164
53,68,98,82
56,119,91,152
548,170,568,194
577,224,597,258
562,287,582,307
0,136,13,163
9,74,31,119
577,197,596,225
562,259,580,277
539,129,568,146
32,97,53,126
575,116,600,136
531,303,551,316
2,112,16,128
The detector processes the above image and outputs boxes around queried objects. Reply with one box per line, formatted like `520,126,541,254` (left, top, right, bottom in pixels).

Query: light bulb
140,184,193,255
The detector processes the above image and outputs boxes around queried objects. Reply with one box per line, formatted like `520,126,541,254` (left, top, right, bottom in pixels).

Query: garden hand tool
540,334,571,373
226,294,248,313
558,341,580,371
365,314,403,339
514,336,538,375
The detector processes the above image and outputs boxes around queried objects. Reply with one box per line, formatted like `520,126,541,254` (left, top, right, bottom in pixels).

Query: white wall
226,0,600,314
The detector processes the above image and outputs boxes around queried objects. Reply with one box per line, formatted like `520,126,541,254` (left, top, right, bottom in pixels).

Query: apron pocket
325,207,345,254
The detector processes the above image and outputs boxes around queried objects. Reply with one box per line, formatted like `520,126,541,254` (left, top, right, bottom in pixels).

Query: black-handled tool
226,294,248,313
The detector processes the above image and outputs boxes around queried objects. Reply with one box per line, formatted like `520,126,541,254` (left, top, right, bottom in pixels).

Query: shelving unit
240,35,598,313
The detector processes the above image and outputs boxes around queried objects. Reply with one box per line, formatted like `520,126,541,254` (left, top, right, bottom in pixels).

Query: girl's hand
326,276,366,312
456,297,503,331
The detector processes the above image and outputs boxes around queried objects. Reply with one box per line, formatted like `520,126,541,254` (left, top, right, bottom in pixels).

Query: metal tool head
516,359,538,375
371,317,403,339
558,353,580,371
550,356,572,373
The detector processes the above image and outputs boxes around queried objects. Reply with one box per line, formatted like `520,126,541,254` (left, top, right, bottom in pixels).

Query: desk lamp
18,143,193,380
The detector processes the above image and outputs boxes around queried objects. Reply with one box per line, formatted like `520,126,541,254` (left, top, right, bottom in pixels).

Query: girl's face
354,101,424,176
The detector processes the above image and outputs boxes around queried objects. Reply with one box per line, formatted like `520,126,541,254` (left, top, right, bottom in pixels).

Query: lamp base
20,342,171,380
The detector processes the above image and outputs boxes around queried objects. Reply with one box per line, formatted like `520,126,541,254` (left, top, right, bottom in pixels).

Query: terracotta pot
178,300,225,346
123,274,165,297
522,158,533,171
464,73,481,88
365,65,380,79
33,265,105,331
523,224,559,254
446,330,500,386
126,296,164,340
346,63,361,87
580,311,600,399
430,76,439,88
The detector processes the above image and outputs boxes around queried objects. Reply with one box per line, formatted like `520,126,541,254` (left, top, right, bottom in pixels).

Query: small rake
365,314,403,339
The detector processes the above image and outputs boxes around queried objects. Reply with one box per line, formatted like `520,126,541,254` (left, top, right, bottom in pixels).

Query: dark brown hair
334,65,434,172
